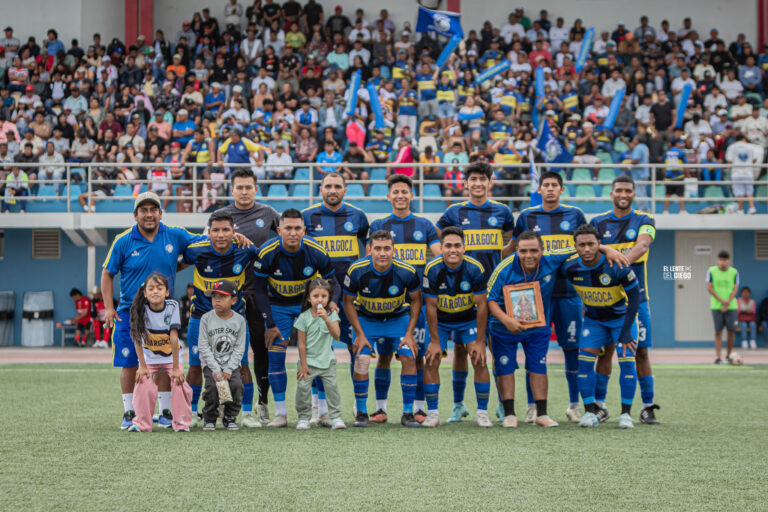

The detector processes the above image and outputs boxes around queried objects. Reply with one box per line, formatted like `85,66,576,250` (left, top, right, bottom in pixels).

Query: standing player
181,210,260,428
343,230,423,428
512,171,587,424
560,224,640,429
422,227,489,427
302,173,370,385
253,209,338,428
436,162,515,423
217,168,280,424
102,192,207,429
68,288,92,347
590,175,660,424
368,174,441,423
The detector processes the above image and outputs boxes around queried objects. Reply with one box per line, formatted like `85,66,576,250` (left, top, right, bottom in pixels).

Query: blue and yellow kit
423,256,486,326
343,257,421,320
370,213,439,279
437,200,515,283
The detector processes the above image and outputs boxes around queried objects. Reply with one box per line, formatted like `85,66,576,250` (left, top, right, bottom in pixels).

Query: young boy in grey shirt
199,281,248,430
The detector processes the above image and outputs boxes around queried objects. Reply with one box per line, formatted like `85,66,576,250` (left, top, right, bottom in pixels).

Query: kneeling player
343,230,422,427
422,227,489,427
560,224,640,429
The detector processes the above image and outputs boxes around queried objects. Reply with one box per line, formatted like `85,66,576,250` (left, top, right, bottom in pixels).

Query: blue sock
268,347,287,403
619,356,638,406
415,369,425,402
242,382,254,413
401,373,417,413
638,375,654,405
353,378,369,414
452,370,468,404
315,377,326,400
311,378,318,397
577,351,597,405
474,381,490,411
525,372,534,406
425,383,440,412
595,373,610,403
374,368,391,400
563,349,580,405
191,384,202,413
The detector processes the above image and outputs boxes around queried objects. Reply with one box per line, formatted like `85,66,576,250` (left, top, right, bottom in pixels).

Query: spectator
265,141,293,180
706,250,740,364
341,142,372,188
3,165,29,213
724,133,761,214
315,139,342,180
218,127,266,177
38,141,65,183
737,287,758,350
419,145,441,181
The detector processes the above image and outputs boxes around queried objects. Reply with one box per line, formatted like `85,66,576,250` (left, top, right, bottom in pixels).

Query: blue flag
528,149,542,207
536,121,573,173
416,6,464,39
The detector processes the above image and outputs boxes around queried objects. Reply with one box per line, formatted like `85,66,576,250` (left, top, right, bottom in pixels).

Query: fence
2,161,767,215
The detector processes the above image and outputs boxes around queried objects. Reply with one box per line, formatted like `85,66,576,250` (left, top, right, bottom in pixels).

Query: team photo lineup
105,162,660,432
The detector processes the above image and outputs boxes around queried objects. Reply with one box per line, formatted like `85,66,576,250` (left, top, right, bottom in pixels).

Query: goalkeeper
198,281,248,431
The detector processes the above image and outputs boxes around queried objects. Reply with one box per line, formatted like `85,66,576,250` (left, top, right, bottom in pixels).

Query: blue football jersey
370,213,439,279
590,210,656,302
254,236,335,306
423,256,486,325
342,257,421,320
437,200,515,283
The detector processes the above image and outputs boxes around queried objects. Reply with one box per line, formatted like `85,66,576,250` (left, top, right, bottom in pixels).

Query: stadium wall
1,226,764,348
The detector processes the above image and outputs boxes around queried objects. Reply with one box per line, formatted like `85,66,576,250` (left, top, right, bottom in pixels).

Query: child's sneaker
223,417,239,430
203,422,216,431
121,410,136,430
296,420,311,430
330,418,346,430
240,412,262,428
158,409,173,428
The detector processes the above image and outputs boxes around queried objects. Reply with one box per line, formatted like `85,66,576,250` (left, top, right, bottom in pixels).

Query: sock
318,398,328,416
122,393,134,413
585,402,599,414
414,400,426,413
425,383,440,412
190,385,202,413
353,378,369,414
535,399,547,416
525,372,534,406
275,400,287,417
638,375,654,406
563,349,580,405
621,403,632,415
267,347,287,404
502,398,515,417
595,373,610,403
316,376,326,402
452,370,468,404
415,369,425,404
618,355,638,409
577,350,597,405
311,378,318,404
158,391,171,412
401,373,417,414
242,382,254,413
374,368,391,401
474,381,490,411
376,399,388,412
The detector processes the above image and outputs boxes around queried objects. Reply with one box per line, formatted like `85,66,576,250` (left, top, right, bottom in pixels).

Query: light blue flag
575,27,595,73
416,6,464,39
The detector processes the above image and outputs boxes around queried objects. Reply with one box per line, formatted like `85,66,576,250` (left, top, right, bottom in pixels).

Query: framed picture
502,282,546,328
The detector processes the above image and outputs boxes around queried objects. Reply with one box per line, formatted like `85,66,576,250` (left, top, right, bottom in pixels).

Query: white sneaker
309,404,319,425
742,340,749,349
618,412,635,429
748,207,757,214
502,415,518,428
476,410,493,427
267,415,288,428
422,411,440,427
256,404,270,423
330,418,347,430
98,340,108,348
524,404,537,423
566,405,583,423
240,412,262,428
535,415,559,427
750,339,757,349
296,420,311,430
317,413,332,427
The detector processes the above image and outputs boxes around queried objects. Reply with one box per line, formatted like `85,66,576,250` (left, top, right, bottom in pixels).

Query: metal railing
1,161,766,214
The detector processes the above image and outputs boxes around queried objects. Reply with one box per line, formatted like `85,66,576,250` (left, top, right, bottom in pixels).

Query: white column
87,245,95,293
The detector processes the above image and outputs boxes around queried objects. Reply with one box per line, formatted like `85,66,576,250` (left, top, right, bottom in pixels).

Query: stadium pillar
87,246,96,296
140,0,155,42
446,0,460,13
125,0,154,46
759,0,768,49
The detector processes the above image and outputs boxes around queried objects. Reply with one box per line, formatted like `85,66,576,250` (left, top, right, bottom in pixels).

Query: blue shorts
359,314,414,358
579,317,639,350
551,295,583,349
187,316,251,367
271,304,303,342
437,320,479,351
489,328,550,377
637,301,652,349
112,309,137,367
437,102,456,118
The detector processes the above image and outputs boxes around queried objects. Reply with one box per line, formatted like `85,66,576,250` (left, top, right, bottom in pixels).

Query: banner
536,120,573,173
474,59,511,85
367,82,385,130
533,66,545,131
601,88,626,130
416,6,464,39
574,27,595,73
529,149,542,207
436,35,462,68
675,83,692,128
344,70,362,118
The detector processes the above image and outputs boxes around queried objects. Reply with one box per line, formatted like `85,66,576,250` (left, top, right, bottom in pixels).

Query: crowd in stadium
1,2,767,214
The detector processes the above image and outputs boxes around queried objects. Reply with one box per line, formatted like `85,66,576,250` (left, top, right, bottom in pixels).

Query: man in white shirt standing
549,17,569,51
671,68,696,107
38,142,65,182
741,106,768,147
500,13,525,45
725,134,762,214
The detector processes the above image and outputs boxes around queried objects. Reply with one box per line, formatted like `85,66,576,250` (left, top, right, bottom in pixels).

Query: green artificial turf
0,363,765,511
